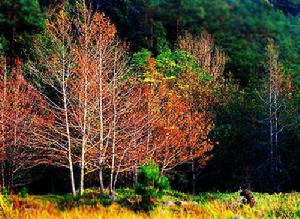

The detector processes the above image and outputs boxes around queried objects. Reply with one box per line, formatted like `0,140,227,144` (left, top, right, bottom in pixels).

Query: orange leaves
92,13,117,41
1,2,219,191
140,58,215,171
0,58,53,189
148,57,157,73
1,59,52,141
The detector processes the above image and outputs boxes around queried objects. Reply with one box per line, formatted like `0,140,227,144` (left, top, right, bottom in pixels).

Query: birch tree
70,7,150,194
257,40,293,191
27,6,77,197
265,41,286,191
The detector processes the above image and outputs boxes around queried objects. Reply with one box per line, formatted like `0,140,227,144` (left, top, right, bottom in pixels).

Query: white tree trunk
110,52,118,195
97,39,105,194
63,73,76,197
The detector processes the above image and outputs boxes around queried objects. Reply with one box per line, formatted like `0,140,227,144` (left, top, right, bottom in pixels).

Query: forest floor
0,188,299,219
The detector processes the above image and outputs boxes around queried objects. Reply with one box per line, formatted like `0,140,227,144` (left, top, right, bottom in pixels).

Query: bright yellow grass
1,192,299,219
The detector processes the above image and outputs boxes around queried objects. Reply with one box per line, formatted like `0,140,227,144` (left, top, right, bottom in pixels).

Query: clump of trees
0,58,52,191
1,2,220,196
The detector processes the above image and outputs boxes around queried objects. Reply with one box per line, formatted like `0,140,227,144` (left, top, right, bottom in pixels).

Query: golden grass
0,193,13,218
1,192,299,219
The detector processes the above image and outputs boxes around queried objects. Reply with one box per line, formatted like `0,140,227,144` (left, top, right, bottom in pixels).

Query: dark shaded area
27,166,75,195
0,0,45,60
271,0,300,15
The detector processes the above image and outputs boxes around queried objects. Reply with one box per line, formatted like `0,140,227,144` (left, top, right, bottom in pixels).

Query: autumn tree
130,43,223,193
0,58,52,191
176,68,219,194
137,56,215,196
86,11,117,195
149,80,214,172
88,33,150,195
178,30,226,79
259,41,294,191
29,2,150,196
69,3,148,195
28,5,78,196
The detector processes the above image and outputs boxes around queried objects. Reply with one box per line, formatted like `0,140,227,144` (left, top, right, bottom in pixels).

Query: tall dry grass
1,192,299,219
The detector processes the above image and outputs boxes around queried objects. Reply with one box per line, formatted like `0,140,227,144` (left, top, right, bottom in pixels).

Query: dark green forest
0,0,300,196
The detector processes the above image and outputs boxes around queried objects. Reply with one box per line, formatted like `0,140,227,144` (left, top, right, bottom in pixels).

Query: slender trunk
133,163,138,186
113,164,119,191
113,148,129,190
79,14,89,195
60,15,76,197
110,52,117,195
80,137,86,196
192,157,195,195
63,82,76,197
98,40,105,194
80,76,88,196
110,124,116,195
267,43,283,191
99,167,104,194
110,96,116,194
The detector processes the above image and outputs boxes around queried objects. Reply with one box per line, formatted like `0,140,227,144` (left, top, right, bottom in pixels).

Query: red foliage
0,58,53,190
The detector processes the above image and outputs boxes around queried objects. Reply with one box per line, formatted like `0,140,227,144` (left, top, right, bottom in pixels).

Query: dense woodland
0,0,299,196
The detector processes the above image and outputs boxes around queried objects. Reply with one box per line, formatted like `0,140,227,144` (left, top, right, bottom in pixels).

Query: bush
57,193,79,210
1,187,9,196
20,187,28,199
135,162,169,210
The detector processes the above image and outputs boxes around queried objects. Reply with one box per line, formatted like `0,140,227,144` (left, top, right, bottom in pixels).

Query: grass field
0,189,299,219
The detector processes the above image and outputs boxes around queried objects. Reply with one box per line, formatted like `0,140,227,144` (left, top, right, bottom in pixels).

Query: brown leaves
139,58,214,171
0,58,53,188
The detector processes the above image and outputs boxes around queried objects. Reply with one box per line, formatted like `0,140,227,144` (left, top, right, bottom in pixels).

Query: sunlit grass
0,192,13,218
1,190,299,219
